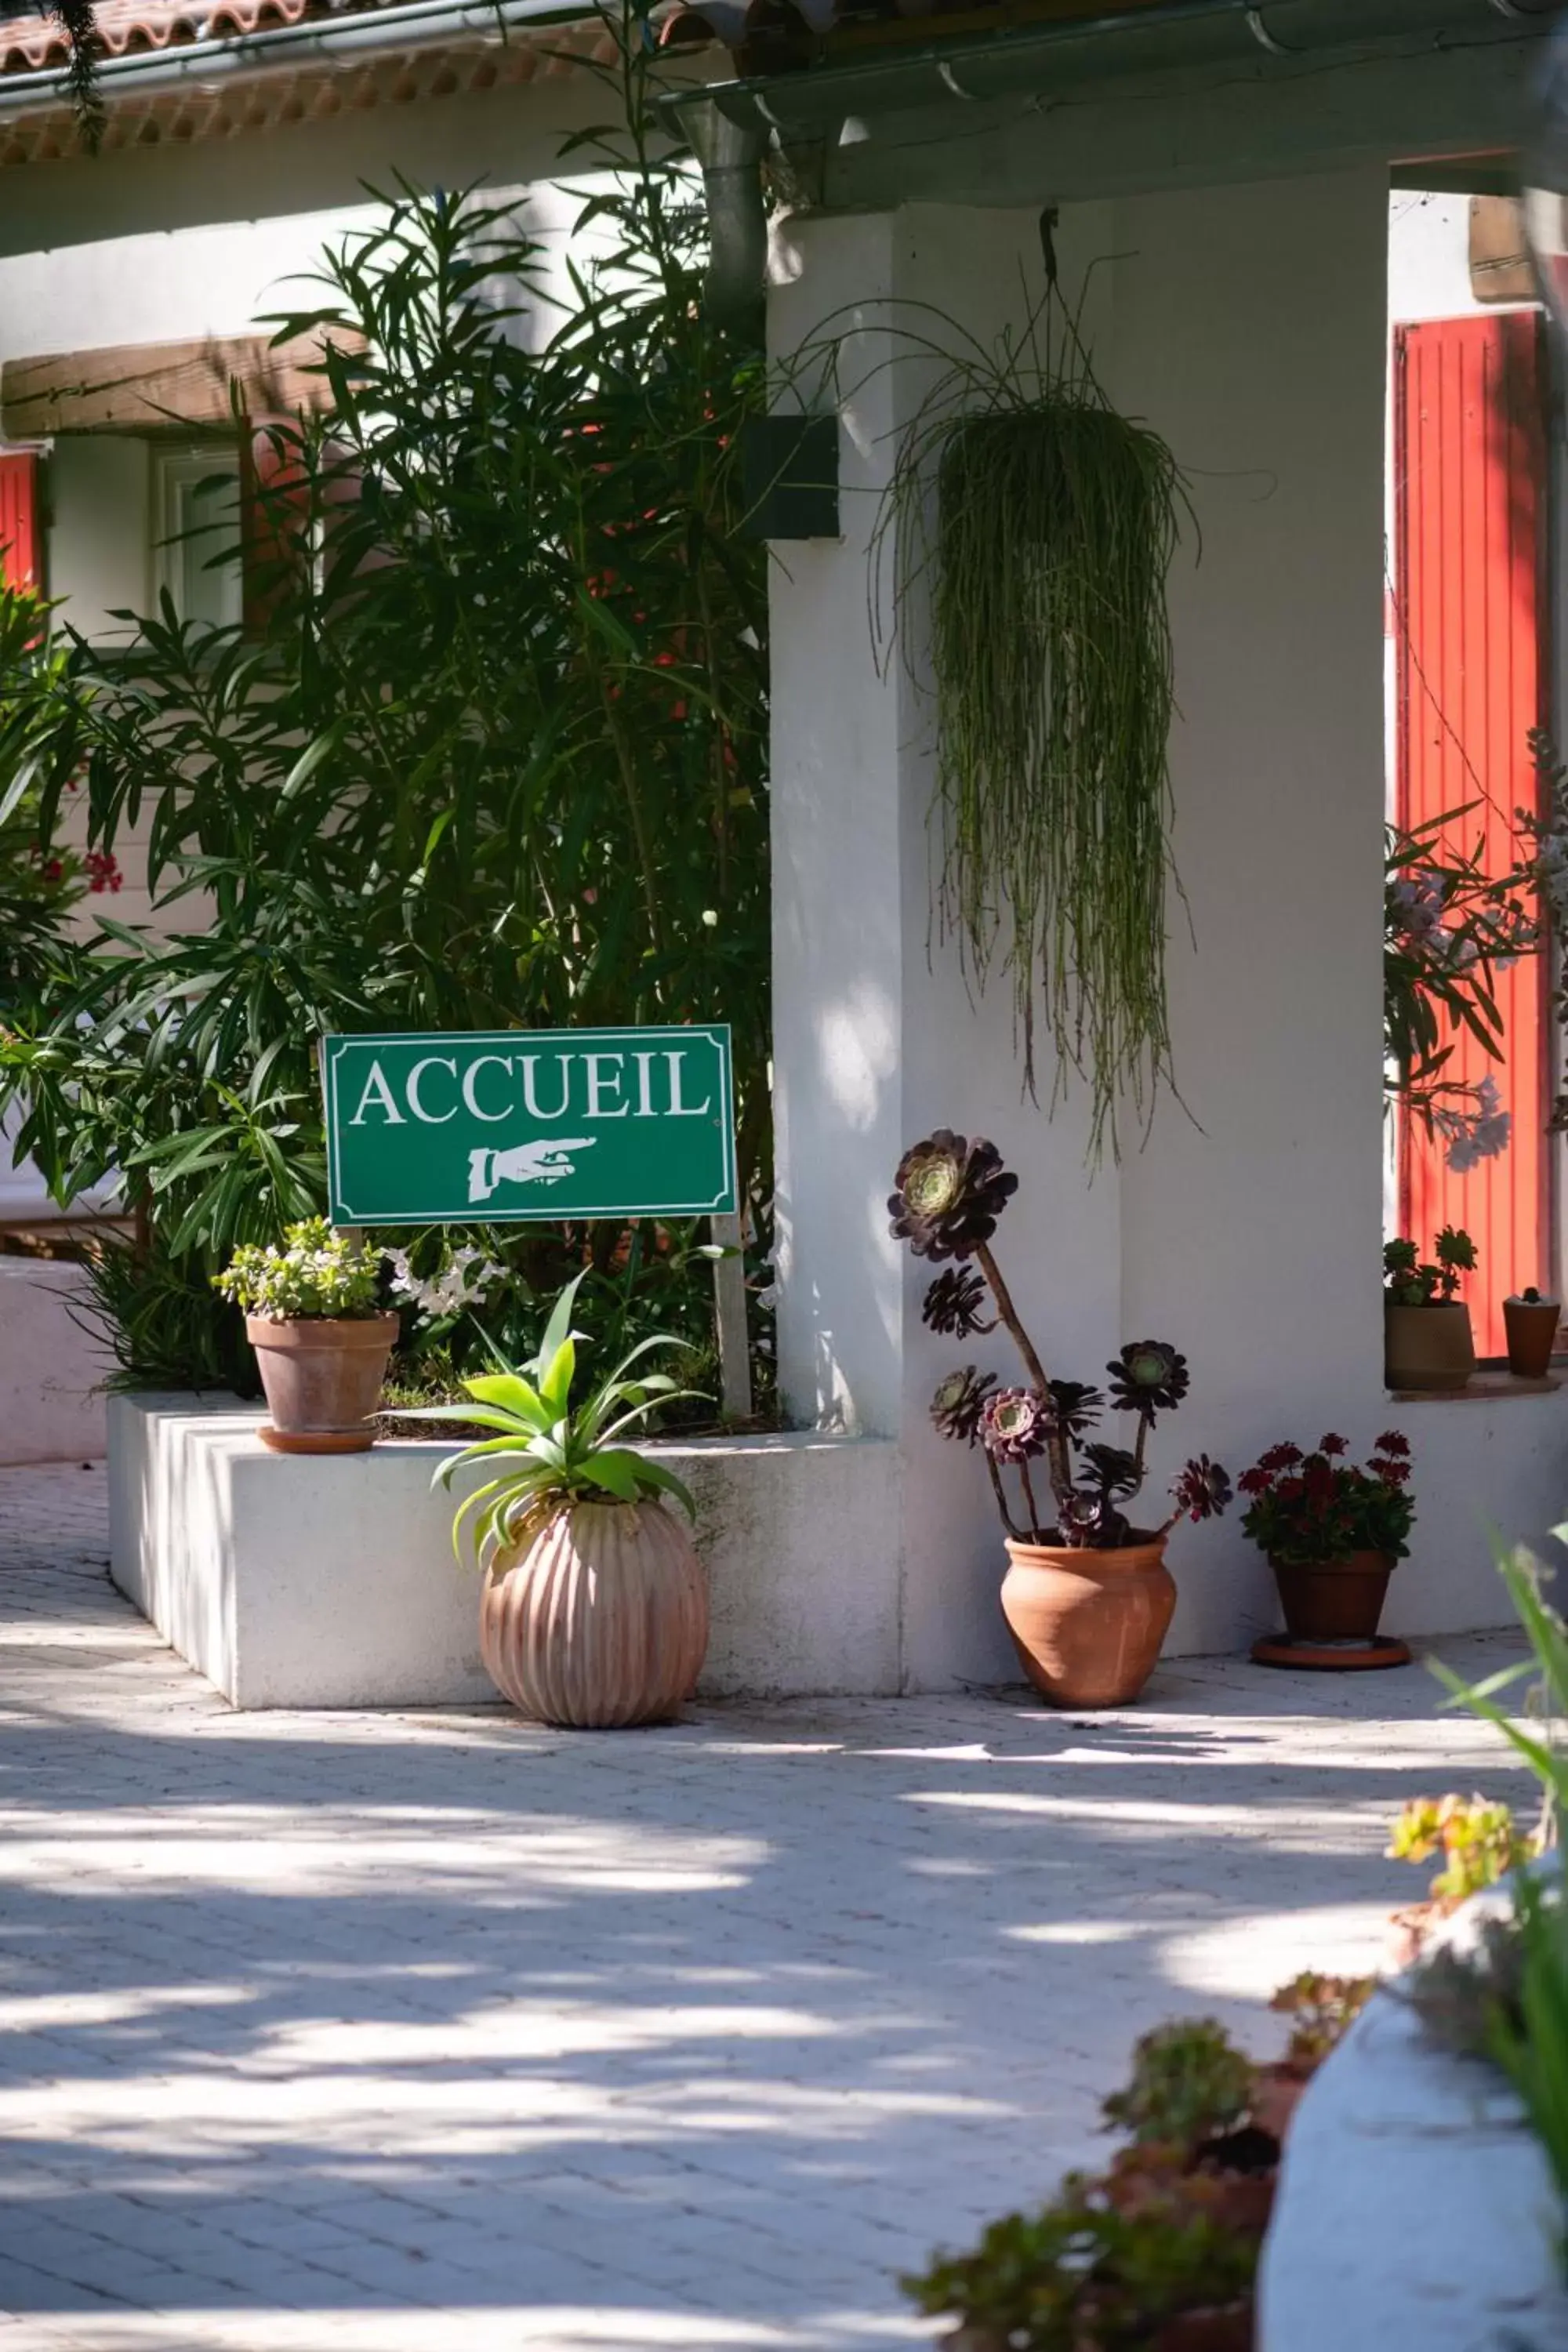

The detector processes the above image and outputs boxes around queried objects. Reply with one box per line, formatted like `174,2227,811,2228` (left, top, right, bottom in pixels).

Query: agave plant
890,1129,1229,1549
384,1276,702,1568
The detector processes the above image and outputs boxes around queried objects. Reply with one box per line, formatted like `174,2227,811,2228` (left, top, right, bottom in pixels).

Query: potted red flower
1236,1432,1414,1645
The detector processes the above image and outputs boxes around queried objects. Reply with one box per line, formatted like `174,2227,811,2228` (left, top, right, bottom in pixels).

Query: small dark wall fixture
740,414,839,540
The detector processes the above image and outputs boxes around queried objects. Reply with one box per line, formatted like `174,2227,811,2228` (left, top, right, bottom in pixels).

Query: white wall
770,169,1556,1682
770,204,1123,1687
1110,169,1391,1657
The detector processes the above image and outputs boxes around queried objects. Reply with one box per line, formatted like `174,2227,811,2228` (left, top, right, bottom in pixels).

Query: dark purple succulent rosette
978,1385,1051,1464
922,1265,994,1340
930,1367,997,1447
891,1126,1229,1549
888,1130,1018,1263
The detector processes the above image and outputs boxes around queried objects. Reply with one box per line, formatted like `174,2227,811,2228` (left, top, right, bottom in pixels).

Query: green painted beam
809,31,1543,211
663,1,1555,215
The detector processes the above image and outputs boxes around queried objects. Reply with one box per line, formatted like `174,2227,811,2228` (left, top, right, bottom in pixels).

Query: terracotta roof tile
0,15,626,163
0,0,328,75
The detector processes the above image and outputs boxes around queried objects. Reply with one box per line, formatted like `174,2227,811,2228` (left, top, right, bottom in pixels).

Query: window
152,446,244,632
1391,309,1552,1356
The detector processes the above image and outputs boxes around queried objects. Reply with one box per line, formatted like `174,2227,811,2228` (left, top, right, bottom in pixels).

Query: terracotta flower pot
246,1312,397,1454
1270,1549,1392,1642
1155,2307,1254,2352
1000,1533,1176,1709
1250,2060,1311,2145
1504,1294,1560,1378
1383,1298,1474,1391
481,1498,709,1728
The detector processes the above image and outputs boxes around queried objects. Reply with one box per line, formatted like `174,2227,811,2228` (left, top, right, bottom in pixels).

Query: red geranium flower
1319,1433,1348,1457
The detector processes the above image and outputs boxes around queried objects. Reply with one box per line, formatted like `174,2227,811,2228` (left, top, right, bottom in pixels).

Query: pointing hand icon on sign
467,1138,597,1205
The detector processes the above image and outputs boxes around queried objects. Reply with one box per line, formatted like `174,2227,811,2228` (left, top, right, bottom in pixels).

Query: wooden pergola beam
0,329,352,440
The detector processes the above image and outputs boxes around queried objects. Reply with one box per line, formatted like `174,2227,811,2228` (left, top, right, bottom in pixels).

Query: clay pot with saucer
246,1312,398,1454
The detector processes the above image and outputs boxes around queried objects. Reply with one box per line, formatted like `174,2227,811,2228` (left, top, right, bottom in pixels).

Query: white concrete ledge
0,1259,109,1464
107,1392,902,1708
1260,1917,1568,2350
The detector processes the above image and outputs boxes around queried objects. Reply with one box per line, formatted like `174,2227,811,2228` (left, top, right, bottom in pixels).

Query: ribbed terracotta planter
480,1499,709,1728
1271,1548,1392,1642
1000,1533,1176,1709
246,1312,397,1454
1383,1298,1474,1392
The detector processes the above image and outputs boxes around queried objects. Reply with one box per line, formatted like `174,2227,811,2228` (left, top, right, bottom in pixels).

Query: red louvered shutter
1394,312,1550,1359
0,450,38,593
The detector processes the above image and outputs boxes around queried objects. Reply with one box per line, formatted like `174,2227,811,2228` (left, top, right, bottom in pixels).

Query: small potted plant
890,1129,1231,1709
1503,1284,1561,1379
386,1275,708,1728
1383,1226,1476,1391
1236,1430,1414,1646
215,1217,397,1454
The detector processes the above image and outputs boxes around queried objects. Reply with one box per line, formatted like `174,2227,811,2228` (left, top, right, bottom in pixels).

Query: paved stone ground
0,1461,1536,2352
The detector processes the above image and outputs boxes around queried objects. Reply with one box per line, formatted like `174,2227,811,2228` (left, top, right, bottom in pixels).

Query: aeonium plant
1384,1225,1475,1307
891,1130,1231,1549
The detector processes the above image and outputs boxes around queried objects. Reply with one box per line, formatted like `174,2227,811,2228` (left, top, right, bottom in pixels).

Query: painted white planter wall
768,172,1550,1679
1261,1921,1568,2350
109,1394,900,1709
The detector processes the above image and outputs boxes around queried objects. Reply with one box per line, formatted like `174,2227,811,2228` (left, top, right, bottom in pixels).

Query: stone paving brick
0,1461,1536,2350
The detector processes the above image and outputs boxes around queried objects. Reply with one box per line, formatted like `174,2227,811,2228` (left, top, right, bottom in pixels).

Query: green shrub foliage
0,35,768,1392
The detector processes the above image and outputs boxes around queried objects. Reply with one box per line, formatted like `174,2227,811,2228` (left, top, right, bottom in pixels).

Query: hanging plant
875,227,1189,1160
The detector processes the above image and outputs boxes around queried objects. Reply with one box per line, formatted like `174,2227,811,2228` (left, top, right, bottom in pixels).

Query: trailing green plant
1101,2020,1255,2151
0,15,769,1394
215,1218,386,1321
889,1126,1231,1547
870,234,1187,1160
1384,1225,1476,1305
1235,1431,1414,1566
386,1274,702,1563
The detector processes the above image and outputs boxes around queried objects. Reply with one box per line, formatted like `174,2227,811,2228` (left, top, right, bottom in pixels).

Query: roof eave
0,0,603,122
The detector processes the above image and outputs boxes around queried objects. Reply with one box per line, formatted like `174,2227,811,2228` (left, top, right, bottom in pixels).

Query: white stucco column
768,212,909,1443
768,205,1125,1685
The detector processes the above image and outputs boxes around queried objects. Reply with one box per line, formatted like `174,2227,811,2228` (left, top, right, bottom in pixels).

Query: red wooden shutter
1395,312,1549,1359
0,450,38,592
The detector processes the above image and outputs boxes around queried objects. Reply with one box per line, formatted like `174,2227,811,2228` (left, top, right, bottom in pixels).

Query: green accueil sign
321,1025,737,1228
